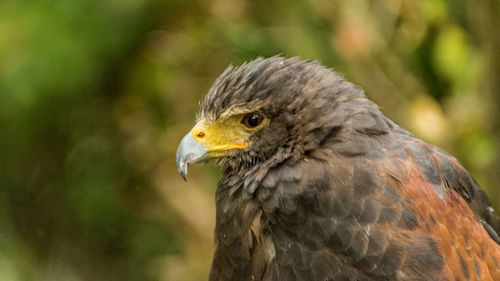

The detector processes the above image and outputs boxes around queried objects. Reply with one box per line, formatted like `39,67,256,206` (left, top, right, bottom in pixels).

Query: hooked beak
176,132,208,181
176,119,250,180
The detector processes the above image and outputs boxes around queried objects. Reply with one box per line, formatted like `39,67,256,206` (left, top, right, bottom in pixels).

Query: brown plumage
176,56,500,280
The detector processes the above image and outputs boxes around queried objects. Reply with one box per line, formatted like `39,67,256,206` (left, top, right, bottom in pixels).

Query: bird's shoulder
254,149,446,280
383,131,500,280
252,117,500,280
389,127,500,243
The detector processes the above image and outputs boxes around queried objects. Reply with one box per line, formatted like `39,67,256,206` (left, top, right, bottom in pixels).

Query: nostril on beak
197,132,205,138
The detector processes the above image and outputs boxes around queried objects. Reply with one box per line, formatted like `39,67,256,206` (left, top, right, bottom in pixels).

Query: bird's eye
241,113,264,129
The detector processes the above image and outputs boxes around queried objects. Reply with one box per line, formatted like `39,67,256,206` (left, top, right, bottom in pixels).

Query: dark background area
1,0,499,280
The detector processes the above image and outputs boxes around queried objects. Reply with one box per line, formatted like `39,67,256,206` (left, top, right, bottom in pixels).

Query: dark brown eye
241,113,263,129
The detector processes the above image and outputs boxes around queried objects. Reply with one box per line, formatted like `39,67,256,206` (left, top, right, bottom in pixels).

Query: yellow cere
190,112,268,158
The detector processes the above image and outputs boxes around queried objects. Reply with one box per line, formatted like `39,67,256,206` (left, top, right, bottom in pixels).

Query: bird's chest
212,196,279,281
212,196,371,281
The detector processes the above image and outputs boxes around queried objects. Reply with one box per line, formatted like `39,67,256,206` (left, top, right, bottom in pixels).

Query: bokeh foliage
1,0,499,280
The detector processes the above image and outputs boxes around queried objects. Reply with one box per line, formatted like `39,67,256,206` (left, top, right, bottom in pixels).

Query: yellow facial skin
191,113,268,158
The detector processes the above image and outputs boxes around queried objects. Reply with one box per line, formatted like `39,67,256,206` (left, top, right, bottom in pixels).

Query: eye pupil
242,113,263,128
248,115,259,126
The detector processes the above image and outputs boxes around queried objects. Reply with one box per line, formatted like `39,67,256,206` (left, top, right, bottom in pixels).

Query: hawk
176,57,500,280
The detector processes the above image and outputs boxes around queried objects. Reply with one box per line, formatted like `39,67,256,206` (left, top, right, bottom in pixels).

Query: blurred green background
1,0,499,280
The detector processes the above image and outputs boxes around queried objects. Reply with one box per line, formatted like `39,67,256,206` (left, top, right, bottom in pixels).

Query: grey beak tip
176,132,209,181
176,151,188,181
178,161,188,181
180,171,187,181
177,161,187,181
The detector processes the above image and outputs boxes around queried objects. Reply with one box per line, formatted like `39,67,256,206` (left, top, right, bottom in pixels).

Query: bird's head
176,56,372,180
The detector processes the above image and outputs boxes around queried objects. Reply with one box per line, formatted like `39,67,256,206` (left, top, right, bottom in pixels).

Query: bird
176,56,500,281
